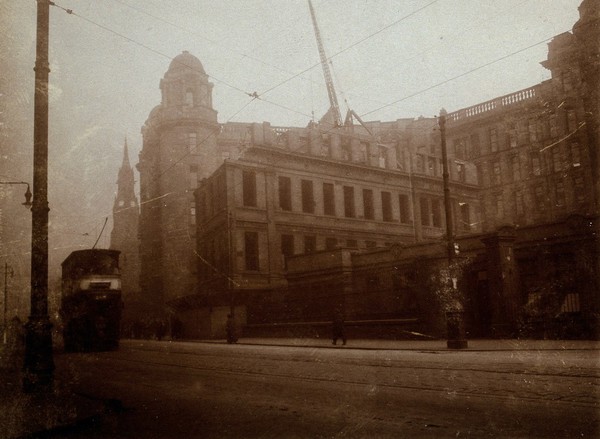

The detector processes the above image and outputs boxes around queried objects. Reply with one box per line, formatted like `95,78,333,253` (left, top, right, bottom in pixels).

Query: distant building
131,2,599,339
109,139,141,318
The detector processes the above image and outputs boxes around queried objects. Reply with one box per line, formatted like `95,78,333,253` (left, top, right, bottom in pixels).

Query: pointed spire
121,136,131,169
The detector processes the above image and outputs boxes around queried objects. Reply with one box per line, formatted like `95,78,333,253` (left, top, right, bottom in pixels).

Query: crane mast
308,0,343,127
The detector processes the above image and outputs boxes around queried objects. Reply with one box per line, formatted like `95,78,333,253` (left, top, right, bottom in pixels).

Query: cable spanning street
44,339,599,438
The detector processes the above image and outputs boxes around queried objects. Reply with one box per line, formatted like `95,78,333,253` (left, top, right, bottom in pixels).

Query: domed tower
137,51,220,311
110,138,141,304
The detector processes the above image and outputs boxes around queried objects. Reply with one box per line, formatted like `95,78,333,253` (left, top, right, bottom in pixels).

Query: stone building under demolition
117,0,599,339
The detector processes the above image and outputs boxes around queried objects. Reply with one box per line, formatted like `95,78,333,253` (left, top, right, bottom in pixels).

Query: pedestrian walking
226,314,238,344
332,310,346,345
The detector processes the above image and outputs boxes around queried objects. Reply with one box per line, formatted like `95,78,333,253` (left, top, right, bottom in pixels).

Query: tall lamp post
439,108,468,349
23,0,54,392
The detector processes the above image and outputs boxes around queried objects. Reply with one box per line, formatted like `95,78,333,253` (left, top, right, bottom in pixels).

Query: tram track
70,345,599,409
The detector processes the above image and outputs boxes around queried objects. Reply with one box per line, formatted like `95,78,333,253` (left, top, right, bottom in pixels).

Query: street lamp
23,0,54,392
0,181,33,207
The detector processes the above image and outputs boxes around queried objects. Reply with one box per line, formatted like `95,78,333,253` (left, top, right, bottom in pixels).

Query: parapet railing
447,85,540,123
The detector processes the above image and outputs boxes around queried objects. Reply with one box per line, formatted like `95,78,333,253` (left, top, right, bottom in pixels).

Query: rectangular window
431,199,442,227
190,202,196,226
508,125,518,148
567,109,578,133
552,147,562,172
574,177,586,203
511,155,521,181
416,154,425,173
381,191,393,221
420,198,430,226
534,185,546,208
515,190,524,216
398,194,410,224
470,133,480,157
188,132,197,151
427,157,437,176
550,115,559,138
456,162,466,182
344,186,355,218
346,239,358,248
278,176,292,211
460,203,470,231
362,189,374,219
325,237,337,250
492,161,502,185
555,179,566,207
301,179,314,213
189,165,198,190
489,127,498,152
365,240,377,248
453,138,466,159
242,170,257,207
528,119,538,143
244,232,259,271
281,234,294,269
304,235,316,254
496,195,504,218
323,183,336,216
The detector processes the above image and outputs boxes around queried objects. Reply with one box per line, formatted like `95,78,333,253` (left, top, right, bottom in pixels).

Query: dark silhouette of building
110,139,141,321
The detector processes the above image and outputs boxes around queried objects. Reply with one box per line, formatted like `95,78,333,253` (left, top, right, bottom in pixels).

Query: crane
308,0,343,127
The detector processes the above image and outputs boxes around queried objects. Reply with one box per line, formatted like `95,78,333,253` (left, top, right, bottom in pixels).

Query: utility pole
439,108,467,349
3,262,14,344
23,0,54,392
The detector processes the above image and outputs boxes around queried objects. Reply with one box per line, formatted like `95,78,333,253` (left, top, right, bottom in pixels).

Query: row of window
451,110,577,159
242,171,413,224
478,141,583,187
491,175,587,220
243,231,396,272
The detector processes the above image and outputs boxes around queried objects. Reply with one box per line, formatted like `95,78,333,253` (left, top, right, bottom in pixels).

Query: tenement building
128,1,599,339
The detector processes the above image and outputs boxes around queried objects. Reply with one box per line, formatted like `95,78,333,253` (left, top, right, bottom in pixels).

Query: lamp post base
446,310,469,350
23,316,54,393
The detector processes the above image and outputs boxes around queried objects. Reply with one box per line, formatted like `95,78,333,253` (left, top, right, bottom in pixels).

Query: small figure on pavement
332,310,346,346
226,314,238,344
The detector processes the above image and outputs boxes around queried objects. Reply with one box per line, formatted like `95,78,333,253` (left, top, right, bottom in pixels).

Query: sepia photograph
0,0,598,437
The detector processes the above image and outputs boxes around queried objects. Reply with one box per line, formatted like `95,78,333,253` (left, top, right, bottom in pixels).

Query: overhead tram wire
258,0,441,98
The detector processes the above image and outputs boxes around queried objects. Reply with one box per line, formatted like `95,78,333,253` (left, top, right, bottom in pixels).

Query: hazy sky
0,0,583,270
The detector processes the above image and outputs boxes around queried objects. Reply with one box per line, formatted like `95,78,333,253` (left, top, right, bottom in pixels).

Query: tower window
185,89,194,106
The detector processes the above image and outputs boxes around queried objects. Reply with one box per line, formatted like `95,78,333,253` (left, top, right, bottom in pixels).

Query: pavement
201,337,600,351
1,336,598,438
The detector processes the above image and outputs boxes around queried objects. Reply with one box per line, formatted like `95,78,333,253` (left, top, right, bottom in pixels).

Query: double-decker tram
60,249,122,352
